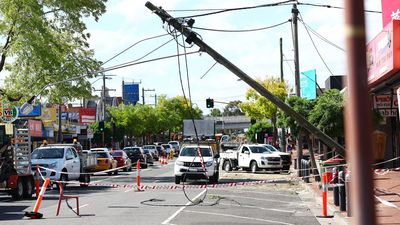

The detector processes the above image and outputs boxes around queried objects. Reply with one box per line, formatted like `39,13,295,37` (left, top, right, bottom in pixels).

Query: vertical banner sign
300,69,317,100
123,83,140,105
381,0,400,27
79,108,96,124
28,119,43,137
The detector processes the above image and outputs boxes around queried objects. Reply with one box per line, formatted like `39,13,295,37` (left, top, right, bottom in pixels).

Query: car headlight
205,160,213,167
175,161,184,166
48,162,58,168
261,157,267,160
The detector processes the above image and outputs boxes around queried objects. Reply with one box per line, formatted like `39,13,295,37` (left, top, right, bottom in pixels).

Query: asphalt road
0,160,324,225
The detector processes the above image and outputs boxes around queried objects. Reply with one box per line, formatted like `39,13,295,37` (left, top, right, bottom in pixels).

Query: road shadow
0,205,30,221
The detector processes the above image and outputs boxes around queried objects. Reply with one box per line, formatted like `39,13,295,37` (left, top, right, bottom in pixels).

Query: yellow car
93,150,118,175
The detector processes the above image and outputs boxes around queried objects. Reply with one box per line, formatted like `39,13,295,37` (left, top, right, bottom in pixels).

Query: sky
85,0,383,114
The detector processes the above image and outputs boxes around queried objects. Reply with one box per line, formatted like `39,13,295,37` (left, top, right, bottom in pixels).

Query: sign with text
374,95,398,108
367,20,400,86
79,108,96,124
18,104,41,117
28,119,43,137
382,0,400,27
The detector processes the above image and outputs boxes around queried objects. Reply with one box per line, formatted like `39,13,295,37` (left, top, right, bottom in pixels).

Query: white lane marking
228,190,298,198
161,189,207,225
214,194,304,204
202,201,295,213
183,210,294,225
73,204,89,211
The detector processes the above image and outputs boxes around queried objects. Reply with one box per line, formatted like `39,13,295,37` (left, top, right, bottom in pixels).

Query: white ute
220,144,283,173
174,145,219,184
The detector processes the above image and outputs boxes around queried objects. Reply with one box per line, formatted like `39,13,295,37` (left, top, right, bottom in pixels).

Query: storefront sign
18,104,41,117
367,20,400,86
41,107,57,122
374,95,398,108
381,0,400,27
79,108,96,124
378,108,397,117
28,119,43,137
2,104,19,123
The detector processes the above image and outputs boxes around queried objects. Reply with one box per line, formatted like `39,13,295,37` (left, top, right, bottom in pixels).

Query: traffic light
99,121,104,132
206,98,214,108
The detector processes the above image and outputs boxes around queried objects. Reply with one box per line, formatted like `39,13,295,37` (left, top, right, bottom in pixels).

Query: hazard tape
38,164,134,176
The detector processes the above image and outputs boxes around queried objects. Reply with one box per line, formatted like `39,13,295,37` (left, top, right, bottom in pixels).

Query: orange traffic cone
25,178,50,219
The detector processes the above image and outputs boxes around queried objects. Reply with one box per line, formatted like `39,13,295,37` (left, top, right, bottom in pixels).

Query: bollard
136,159,142,191
25,178,50,219
322,173,328,217
339,170,346,212
345,172,351,217
35,165,40,198
333,167,339,206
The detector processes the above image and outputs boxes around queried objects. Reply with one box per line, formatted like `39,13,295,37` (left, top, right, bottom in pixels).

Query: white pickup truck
220,144,282,173
31,144,96,187
174,145,220,184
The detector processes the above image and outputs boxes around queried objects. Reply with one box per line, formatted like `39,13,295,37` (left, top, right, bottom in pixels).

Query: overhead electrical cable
192,19,290,32
297,2,381,13
299,13,335,76
100,33,169,66
176,0,296,18
299,19,345,52
200,62,218,79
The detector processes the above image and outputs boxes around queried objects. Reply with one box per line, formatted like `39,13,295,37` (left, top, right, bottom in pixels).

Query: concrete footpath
297,168,400,225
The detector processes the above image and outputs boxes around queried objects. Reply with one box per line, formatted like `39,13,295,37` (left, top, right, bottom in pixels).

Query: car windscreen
125,149,140,155
143,149,149,153
180,147,212,157
96,152,108,158
143,145,155,149
264,145,279,152
249,146,270,154
32,148,64,159
111,152,123,157
162,145,171,149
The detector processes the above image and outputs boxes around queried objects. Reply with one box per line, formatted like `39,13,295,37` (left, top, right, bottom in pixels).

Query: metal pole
292,4,300,97
280,37,287,153
142,87,145,105
145,2,345,156
58,104,62,143
155,94,157,106
344,1,376,224
280,37,284,82
102,74,105,147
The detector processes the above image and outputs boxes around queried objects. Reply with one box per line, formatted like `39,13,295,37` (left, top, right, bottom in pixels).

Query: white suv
174,145,219,184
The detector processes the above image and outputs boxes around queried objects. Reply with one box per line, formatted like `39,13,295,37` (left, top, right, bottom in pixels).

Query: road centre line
202,201,296,213
183,210,295,225
161,189,207,225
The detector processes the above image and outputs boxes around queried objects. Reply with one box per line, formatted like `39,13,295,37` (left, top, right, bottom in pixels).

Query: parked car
142,148,154,165
156,145,166,157
143,145,159,161
168,141,181,156
161,144,173,156
123,147,148,169
91,149,118,175
262,144,292,171
110,150,132,172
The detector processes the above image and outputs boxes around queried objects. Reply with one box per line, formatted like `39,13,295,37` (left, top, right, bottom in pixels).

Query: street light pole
58,104,63,143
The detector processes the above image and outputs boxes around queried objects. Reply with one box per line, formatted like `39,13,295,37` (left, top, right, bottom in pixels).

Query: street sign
87,128,94,139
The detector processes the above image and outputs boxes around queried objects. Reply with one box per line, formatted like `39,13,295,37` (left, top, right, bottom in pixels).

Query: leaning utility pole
102,73,106,146
279,37,287,154
145,1,345,157
344,1,376,224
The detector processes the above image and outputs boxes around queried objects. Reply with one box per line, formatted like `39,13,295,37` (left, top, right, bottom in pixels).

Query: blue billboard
123,83,139,105
18,104,41,117
300,69,317,100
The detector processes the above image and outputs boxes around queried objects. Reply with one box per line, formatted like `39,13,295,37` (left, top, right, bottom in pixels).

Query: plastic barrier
136,160,142,192
56,181,80,216
25,178,50,219
35,165,40,198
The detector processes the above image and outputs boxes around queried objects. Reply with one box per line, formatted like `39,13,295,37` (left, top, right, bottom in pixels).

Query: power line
299,19,345,52
192,19,290,32
297,2,382,13
100,33,169,66
176,0,296,18
298,13,335,76
200,62,218,79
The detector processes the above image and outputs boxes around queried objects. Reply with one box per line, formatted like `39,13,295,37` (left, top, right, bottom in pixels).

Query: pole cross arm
145,2,345,156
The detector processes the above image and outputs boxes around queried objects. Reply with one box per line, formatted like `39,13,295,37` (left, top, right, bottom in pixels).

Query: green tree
240,77,287,141
209,108,222,117
223,100,244,116
0,0,107,103
246,121,273,143
309,89,344,139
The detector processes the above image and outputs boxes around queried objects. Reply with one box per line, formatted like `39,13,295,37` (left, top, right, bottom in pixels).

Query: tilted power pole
145,2,345,156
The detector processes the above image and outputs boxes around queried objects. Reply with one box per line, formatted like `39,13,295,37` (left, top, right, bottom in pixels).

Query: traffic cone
25,178,50,219
164,156,168,165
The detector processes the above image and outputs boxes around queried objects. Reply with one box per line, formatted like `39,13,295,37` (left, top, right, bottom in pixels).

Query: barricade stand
317,173,334,218
35,165,40,198
25,178,50,219
136,160,143,192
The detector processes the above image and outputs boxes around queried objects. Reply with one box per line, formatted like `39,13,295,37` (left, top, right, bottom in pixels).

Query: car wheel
80,174,90,187
175,176,181,184
223,161,232,172
142,163,148,169
209,173,219,184
11,178,24,200
58,172,68,189
123,166,128,172
114,169,118,175
23,177,34,198
250,161,258,173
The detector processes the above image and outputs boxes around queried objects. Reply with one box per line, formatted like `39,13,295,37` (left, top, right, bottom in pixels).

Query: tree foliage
246,121,273,143
0,0,107,103
223,100,244,116
309,89,344,138
209,108,221,117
